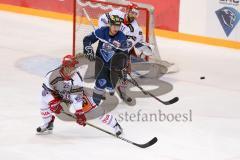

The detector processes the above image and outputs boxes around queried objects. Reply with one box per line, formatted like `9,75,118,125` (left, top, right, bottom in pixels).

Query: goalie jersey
83,26,128,67
98,9,144,50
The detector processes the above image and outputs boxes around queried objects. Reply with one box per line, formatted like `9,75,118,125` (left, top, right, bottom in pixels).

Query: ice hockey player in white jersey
98,3,153,104
36,54,123,136
98,3,153,56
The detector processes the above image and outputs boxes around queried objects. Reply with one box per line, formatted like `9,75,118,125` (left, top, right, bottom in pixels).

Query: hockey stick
127,73,179,105
83,8,96,30
61,111,158,148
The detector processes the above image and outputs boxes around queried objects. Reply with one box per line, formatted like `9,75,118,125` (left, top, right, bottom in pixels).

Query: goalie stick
127,73,179,105
61,111,158,148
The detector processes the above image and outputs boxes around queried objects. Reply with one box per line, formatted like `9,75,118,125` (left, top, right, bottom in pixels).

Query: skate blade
36,130,53,135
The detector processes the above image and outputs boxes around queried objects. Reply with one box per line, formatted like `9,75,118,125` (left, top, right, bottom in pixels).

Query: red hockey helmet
62,54,78,67
125,3,139,23
127,3,139,15
61,54,78,80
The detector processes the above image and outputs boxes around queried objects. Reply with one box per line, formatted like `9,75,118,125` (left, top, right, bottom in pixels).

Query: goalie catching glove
84,45,95,61
135,42,154,56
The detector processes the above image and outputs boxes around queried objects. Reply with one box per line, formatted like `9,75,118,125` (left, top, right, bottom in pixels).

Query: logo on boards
215,7,240,36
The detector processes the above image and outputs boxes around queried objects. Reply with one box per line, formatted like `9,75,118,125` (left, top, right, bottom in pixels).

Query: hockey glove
75,109,86,126
84,46,95,61
49,98,63,114
135,42,154,56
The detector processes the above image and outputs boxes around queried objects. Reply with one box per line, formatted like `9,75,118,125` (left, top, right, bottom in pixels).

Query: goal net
73,0,162,63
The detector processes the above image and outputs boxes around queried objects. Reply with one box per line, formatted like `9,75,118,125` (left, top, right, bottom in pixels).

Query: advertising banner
0,0,180,32
0,0,73,14
207,0,240,41
132,0,180,31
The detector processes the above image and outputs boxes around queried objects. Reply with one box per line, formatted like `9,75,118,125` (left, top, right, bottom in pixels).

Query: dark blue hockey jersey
83,26,129,67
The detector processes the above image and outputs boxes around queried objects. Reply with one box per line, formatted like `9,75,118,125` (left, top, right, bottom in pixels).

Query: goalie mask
126,3,139,23
60,54,78,80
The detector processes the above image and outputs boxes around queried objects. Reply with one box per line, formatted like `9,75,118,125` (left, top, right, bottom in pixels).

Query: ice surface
0,10,240,160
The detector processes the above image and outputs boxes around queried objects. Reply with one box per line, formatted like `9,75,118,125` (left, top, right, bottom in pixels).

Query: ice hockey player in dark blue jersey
83,15,129,105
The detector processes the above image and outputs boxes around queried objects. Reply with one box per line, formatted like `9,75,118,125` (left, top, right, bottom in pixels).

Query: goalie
98,3,153,56
36,54,123,136
98,3,154,104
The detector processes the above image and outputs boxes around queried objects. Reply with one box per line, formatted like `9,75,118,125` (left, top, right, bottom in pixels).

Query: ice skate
113,121,123,136
36,116,55,135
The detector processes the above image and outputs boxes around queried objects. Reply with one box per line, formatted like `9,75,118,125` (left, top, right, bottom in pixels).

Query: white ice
0,10,240,160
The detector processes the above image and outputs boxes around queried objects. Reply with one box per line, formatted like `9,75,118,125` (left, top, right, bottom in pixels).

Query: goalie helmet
127,3,139,15
125,3,139,23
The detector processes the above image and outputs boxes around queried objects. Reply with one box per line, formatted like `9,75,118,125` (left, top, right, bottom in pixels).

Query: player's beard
61,66,76,80
128,16,134,23
127,12,137,23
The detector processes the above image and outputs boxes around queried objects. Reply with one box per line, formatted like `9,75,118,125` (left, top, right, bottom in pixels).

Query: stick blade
164,97,179,105
134,137,158,148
